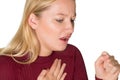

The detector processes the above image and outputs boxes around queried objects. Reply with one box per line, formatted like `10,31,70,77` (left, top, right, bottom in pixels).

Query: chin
55,45,67,51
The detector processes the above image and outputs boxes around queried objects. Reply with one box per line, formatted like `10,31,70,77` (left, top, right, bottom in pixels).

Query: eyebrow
56,13,76,17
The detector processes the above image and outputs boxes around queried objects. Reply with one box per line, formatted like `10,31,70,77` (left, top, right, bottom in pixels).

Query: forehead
42,0,76,16
52,0,75,7
52,0,75,11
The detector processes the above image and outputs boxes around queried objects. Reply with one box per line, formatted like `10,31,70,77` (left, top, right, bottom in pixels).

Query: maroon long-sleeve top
0,44,101,80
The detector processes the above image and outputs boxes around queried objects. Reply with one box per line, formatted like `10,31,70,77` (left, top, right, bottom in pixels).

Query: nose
65,22,74,34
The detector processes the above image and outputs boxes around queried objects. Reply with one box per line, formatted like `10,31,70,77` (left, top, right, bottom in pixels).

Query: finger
104,56,119,72
60,73,67,80
110,64,120,74
105,56,119,68
114,60,119,66
107,56,115,62
54,59,61,76
110,60,119,66
105,59,120,73
113,65,120,76
108,56,119,66
109,56,114,60
104,61,113,72
49,59,59,74
95,51,109,68
37,70,47,80
57,63,66,79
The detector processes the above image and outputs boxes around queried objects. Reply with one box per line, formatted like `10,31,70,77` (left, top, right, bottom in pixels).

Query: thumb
95,51,109,67
95,51,110,79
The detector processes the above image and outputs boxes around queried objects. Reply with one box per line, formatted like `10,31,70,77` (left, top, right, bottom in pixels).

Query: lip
59,35,71,43
60,38,69,42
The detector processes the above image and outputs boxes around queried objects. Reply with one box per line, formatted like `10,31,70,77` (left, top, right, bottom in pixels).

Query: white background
0,0,120,80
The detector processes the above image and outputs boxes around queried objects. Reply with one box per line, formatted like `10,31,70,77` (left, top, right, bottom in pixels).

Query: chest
18,56,75,80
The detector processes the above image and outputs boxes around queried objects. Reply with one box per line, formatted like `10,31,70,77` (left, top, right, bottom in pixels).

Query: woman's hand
95,51,120,80
37,59,67,80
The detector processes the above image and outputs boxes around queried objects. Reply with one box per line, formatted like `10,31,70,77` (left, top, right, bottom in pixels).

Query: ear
28,13,39,29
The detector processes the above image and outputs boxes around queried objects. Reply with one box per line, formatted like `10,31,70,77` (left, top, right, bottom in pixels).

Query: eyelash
56,18,75,24
56,19,64,23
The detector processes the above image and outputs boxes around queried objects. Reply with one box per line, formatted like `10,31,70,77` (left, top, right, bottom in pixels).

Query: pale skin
28,0,120,79
37,59,67,80
95,51,120,80
29,0,74,79
28,0,75,57
37,52,120,80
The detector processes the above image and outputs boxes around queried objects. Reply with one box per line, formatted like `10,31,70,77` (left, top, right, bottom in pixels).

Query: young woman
0,0,120,80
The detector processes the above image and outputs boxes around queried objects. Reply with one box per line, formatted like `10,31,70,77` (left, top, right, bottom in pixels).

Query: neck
39,47,52,57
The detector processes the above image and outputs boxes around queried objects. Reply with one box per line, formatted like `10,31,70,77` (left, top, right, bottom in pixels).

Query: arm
95,51,120,80
73,48,88,80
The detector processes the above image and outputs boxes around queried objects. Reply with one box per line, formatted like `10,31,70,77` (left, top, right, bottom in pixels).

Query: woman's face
31,0,76,55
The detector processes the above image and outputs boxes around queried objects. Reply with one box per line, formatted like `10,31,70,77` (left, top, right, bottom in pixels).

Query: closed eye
56,19,64,23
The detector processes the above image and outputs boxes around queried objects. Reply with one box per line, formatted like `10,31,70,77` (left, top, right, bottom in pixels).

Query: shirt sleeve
73,47,88,80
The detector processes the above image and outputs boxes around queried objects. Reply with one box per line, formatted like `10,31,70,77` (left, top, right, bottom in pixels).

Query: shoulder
0,55,17,71
0,56,17,78
0,55,14,63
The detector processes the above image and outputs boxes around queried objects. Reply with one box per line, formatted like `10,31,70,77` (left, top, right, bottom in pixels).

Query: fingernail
102,51,109,55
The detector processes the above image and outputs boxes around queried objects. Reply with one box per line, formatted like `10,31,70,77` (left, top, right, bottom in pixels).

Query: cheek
35,22,61,41
43,21,63,35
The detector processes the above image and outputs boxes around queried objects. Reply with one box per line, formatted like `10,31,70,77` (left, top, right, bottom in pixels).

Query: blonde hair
0,0,55,64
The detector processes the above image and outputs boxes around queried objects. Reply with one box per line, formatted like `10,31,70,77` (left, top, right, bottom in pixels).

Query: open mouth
60,37,69,42
59,35,71,43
